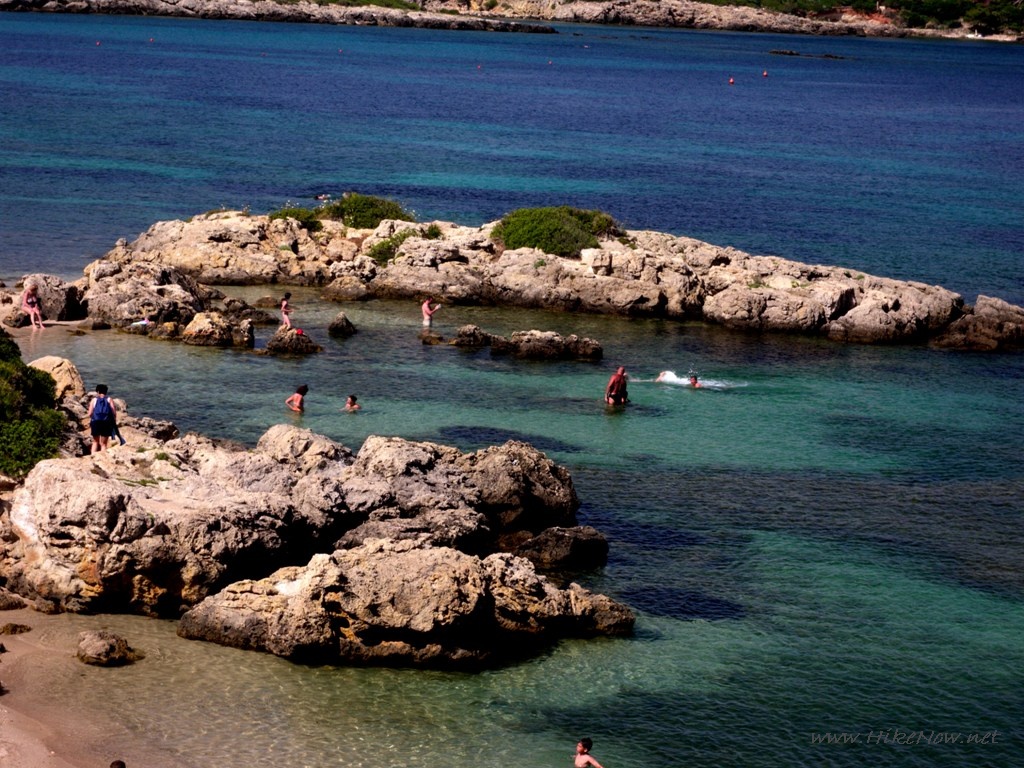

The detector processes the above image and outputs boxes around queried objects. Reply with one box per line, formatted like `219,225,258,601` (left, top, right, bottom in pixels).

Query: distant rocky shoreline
3,0,1019,40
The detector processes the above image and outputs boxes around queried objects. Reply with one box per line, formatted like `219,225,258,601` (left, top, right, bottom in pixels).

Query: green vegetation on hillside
0,330,65,479
281,0,418,9
491,206,621,259
704,0,1022,33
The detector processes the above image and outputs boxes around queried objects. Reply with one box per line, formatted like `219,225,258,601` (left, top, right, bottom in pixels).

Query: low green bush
367,229,416,266
318,193,416,229
0,329,65,479
269,206,323,233
491,206,620,259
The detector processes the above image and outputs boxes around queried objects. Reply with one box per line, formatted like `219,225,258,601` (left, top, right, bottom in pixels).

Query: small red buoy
763,70,768,77
728,77,734,85
296,328,304,335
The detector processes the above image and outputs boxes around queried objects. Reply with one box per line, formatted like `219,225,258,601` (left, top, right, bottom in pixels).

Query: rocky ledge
10,210,1017,351
0,376,632,668
0,0,556,33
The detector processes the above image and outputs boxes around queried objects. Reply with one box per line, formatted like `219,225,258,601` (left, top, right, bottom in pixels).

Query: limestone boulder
82,260,206,329
177,539,634,669
262,326,323,355
28,356,85,400
450,325,602,361
335,436,578,555
76,630,143,666
103,210,341,286
327,311,357,338
1,425,356,616
181,311,254,348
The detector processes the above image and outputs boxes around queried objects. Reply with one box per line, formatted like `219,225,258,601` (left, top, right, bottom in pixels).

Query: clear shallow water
2,13,1024,768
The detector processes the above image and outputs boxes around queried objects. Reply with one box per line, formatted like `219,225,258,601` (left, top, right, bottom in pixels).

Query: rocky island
4,207,1021,350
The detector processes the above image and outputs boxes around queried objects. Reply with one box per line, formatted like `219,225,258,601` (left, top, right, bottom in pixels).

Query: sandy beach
0,610,178,768
1,612,110,768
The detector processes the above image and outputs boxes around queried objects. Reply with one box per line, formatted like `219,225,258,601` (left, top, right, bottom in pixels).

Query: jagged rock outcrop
181,311,255,348
450,325,604,361
931,295,1024,351
177,539,633,669
76,210,1023,349
2,425,358,615
0,419,626,666
81,259,207,329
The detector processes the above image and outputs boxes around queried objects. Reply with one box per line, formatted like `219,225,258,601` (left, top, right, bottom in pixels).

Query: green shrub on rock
0,329,65,479
318,193,416,229
491,206,620,259
367,229,416,266
268,206,323,233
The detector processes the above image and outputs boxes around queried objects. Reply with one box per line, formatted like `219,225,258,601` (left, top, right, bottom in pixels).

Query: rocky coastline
3,0,1019,41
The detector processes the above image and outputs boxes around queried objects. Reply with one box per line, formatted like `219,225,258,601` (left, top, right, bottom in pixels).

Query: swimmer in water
574,738,605,768
605,366,629,406
285,384,308,412
689,374,701,388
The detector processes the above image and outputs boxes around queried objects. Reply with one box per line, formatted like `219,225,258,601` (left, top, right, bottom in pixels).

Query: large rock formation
177,539,633,669
0,415,628,666
34,205,1015,350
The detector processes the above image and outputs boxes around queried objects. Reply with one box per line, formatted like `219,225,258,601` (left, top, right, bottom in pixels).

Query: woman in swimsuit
21,283,45,329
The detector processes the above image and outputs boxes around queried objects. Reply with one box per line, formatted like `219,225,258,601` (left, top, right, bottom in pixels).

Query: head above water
296,384,309,396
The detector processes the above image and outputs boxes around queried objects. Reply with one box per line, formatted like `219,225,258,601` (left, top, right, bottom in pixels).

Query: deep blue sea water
2,12,1023,768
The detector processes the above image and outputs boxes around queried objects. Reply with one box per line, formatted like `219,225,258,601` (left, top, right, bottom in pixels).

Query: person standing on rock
421,296,441,328
605,366,629,406
21,282,45,329
286,384,308,412
87,384,117,453
280,292,293,328
574,738,606,768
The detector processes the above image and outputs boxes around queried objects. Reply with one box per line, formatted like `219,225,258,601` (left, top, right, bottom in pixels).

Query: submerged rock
76,630,144,666
450,325,603,361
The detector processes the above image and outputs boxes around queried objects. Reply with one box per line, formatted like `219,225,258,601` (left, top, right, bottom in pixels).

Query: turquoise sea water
2,13,1024,768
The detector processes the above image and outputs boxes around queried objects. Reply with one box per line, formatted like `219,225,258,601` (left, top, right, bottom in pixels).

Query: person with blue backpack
87,383,118,454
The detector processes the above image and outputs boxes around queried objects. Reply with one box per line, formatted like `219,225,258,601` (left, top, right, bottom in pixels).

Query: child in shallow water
574,738,605,768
